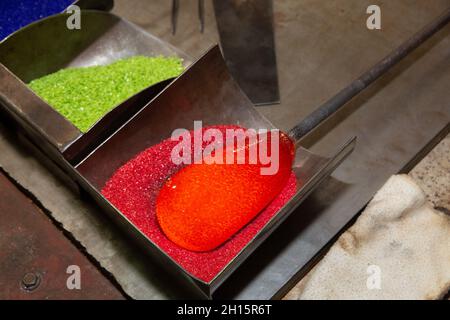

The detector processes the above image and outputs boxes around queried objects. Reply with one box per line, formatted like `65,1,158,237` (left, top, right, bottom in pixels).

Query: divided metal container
0,11,354,298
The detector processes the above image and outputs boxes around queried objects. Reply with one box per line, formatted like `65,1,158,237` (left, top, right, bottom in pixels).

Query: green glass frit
29,56,184,132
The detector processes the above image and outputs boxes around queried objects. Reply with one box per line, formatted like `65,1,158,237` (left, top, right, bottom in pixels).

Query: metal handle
288,7,450,143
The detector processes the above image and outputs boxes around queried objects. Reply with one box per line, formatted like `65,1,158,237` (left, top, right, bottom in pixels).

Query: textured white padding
285,175,450,300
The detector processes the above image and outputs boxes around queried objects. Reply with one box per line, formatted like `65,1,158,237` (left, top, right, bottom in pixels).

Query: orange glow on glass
156,131,295,251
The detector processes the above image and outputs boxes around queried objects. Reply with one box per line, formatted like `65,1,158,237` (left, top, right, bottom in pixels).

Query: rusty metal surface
213,0,279,105
0,171,124,300
74,45,353,297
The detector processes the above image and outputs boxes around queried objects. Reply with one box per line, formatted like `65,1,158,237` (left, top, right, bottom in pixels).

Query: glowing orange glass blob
156,131,295,252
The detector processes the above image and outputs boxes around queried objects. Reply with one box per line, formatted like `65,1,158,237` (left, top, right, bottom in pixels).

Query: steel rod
288,7,450,142
198,0,205,33
171,0,179,35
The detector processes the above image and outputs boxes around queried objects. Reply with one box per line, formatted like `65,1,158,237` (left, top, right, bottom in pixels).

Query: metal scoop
155,6,450,253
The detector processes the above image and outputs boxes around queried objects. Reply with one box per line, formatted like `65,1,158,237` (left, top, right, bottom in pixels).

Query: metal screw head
21,272,40,291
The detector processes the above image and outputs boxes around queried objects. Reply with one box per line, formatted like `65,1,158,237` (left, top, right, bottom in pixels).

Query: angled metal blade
213,0,280,105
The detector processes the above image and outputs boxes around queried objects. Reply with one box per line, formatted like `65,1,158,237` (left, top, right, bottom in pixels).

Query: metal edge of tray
0,64,82,149
208,137,356,295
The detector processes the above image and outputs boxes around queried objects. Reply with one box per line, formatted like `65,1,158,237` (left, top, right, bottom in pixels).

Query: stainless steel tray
0,10,191,164
0,11,354,298
74,46,355,297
